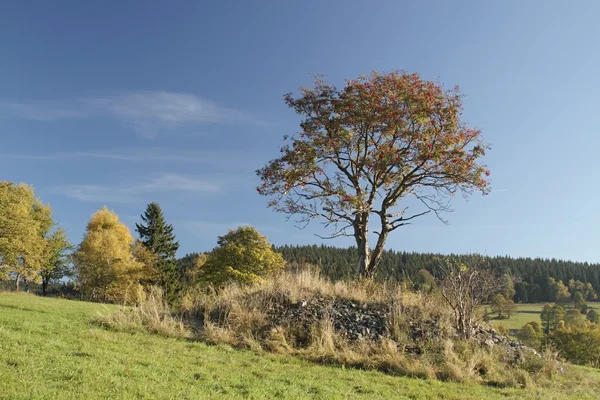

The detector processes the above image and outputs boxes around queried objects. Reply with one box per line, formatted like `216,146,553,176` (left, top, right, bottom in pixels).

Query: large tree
135,202,180,302
75,207,145,302
0,182,47,290
257,71,490,278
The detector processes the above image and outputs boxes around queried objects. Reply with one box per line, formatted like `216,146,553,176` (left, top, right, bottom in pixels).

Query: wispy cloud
58,173,224,203
0,91,265,137
0,147,254,165
0,101,87,120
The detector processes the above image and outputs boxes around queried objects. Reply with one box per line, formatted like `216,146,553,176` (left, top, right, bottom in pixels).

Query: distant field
1,293,599,399
489,302,600,331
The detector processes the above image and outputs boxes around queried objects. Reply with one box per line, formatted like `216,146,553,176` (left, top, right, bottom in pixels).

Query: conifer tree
135,202,180,302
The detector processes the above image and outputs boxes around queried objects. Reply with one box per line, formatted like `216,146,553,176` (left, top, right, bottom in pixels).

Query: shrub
196,226,285,287
517,323,541,348
587,309,600,324
550,327,600,367
564,309,588,329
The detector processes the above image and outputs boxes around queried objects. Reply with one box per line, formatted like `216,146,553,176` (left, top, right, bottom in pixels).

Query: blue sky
1,1,599,262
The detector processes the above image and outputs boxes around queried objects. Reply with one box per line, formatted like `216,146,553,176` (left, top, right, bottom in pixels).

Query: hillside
1,293,599,399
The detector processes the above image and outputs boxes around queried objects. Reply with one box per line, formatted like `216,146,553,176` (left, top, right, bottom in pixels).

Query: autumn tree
541,304,566,334
413,268,435,293
135,202,181,302
568,279,597,302
572,291,586,311
182,253,210,285
438,258,501,339
548,278,571,305
0,182,47,290
197,226,285,287
517,322,542,348
491,293,516,319
550,327,600,367
501,273,515,300
74,207,146,302
39,228,73,296
257,71,490,278
131,240,160,287
564,309,588,329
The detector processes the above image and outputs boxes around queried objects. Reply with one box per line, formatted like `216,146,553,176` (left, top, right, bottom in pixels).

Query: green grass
489,302,600,331
0,293,599,399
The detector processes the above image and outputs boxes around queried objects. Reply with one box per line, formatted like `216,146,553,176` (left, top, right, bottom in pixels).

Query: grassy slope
490,302,600,331
0,294,598,400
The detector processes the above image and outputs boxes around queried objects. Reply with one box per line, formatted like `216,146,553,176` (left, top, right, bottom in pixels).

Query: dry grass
98,286,190,338
102,268,579,390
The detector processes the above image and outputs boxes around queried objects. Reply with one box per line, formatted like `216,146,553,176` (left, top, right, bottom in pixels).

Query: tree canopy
257,71,490,278
75,207,145,302
196,226,285,286
0,182,61,290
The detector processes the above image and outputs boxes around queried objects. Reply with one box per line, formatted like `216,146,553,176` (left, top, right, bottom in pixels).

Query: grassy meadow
490,302,600,331
1,293,600,399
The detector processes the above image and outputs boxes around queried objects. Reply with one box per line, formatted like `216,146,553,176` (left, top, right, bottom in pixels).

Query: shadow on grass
0,304,46,314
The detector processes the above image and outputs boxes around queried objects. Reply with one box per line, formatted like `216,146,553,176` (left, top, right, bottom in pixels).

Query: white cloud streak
58,173,223,203
0,91,265,137
0,148,253,165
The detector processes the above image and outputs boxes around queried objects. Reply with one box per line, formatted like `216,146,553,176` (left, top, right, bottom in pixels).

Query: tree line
0,181,285,303
273,244,600,303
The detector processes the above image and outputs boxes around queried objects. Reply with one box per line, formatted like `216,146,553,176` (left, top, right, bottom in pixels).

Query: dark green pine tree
136,202,181,303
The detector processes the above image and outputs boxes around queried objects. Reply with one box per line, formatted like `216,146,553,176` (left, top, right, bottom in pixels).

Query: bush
587,309,600,324
564,309,588,329
196,226,285,287
550,327,600,367
517,323,541,348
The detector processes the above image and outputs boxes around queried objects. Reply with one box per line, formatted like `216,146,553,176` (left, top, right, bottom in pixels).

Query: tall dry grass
101,267,568,388
98,286,190,338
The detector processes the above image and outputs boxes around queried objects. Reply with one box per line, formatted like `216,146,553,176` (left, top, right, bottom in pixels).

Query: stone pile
269,296,388,340
472,326,540,361
251,293,540,361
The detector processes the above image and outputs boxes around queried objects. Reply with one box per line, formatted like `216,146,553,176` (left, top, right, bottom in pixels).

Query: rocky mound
261,294,539,360
269,296,389,340
472,326,540,362
265,295,443,346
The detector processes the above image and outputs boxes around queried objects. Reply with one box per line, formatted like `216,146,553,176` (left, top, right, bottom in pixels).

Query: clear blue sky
1,1,599,262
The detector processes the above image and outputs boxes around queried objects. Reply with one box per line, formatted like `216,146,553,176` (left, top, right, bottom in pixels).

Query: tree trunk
366,231,389,279
15,274,20,292
356,235,370,277
362,213,390,279
42,279,48,296
354,213,370,277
